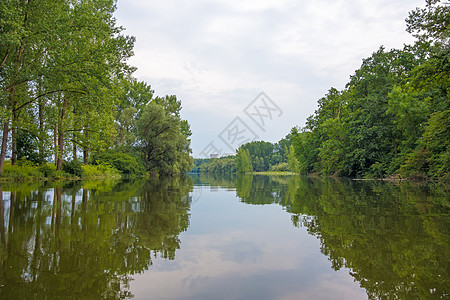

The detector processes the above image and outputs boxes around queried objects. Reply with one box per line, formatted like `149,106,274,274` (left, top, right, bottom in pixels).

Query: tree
236,148,252,173
115,78,154,151
406,0,449,46
0,0,135,172
287,144,299,173
135,102,193,176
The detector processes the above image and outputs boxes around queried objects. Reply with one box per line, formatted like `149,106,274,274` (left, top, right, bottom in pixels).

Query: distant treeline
290,1,449,180
0,0,193,179
192,139,298,174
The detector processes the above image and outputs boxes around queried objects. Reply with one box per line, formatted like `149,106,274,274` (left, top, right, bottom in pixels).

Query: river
0,175,448,299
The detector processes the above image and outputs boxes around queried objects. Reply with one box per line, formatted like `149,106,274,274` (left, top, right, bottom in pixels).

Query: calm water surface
0,175,448,299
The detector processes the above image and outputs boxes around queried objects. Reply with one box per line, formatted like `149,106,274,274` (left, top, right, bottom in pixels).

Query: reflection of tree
194,173,237,189
291,179,449,299
0,177,193,299
229,175,449,299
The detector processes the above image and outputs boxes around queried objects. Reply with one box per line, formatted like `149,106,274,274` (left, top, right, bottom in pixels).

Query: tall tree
236,148,252,173
0,0,135,172
135,102,193,176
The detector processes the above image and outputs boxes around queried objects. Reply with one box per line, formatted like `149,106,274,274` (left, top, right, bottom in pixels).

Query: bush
92,151,146,176
1,162,43,181
62,160,84,177
366,162,386,179
270,162,290,172
82,163,121,178
39,163,57,178
399,148,431,179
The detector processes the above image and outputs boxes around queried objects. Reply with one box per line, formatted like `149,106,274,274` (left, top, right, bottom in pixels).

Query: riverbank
0,162,127,182
251,171,297,176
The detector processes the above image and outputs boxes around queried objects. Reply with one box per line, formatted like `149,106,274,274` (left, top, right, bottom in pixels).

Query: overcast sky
114,0,425,157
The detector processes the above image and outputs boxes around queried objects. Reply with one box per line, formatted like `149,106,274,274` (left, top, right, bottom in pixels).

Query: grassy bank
250,171,297,176
0,162,128,182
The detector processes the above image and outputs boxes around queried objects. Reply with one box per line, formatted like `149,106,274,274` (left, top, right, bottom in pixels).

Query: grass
0,161,122,182
251,171,297,175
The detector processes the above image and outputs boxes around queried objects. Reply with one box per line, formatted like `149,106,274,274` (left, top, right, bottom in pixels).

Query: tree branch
13,89,87,113
0,51,9,69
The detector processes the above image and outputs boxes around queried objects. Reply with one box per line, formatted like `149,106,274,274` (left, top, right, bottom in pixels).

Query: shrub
270,162,290,172
366,162,386,179
82,163,121,178
92,151,146,176
39,163,57,178
399,148,431,179
1,162,43,181
62,160,84,177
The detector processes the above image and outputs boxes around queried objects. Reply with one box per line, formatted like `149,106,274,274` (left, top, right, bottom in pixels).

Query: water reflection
0,178,194,299
1,175,448,299
195,174,450,299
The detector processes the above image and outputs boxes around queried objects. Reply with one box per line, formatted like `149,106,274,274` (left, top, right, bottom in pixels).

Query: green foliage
200,157,237,174
0,0,137,173
82,163,121,178
1,162,43,181
289,3,449,180
62,160,84,177
38,163,57,178
135,102,193,176
16,131,41,164
406,0,449,45
236,148,253,173
0,1,195,180
270,162,290,172
191,158,210,172
92,150,146,176
401,110,450,181
115,78,154,150
291,128,319,175
287,144,299,173
240,141,274,171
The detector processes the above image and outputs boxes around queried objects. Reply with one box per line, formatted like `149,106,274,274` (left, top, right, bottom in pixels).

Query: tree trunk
8,1,29,165
83,132,89,165
38,85,45,165
8,191,15,236
56,96,68,170
11,126,17,165
0,120,10,174
83,114,89,165
54,121,58,166
73,139,77,161
0,186,4,243
72,107,78,162
82,188,87,234
31,189,42,281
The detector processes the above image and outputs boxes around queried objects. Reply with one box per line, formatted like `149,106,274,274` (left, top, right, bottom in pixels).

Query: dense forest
291,0,449,180
197,1,449,181
193,138,297,174
0,0,193,179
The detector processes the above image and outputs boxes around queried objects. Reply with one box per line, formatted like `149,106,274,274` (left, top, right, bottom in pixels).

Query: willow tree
136,101,193,176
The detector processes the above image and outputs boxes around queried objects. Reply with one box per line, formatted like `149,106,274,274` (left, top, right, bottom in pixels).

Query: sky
114,0,425,158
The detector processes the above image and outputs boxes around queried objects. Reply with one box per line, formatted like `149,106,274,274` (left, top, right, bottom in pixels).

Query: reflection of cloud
129,188,367,299
285,270,367,300
216,238,264,264
130,230,365,299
